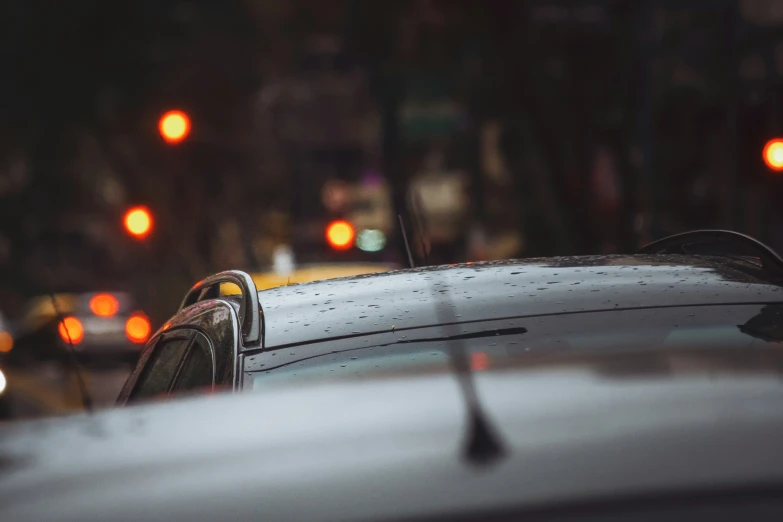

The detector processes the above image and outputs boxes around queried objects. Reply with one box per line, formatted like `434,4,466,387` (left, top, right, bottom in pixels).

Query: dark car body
2,345,783,521
116,241,783,405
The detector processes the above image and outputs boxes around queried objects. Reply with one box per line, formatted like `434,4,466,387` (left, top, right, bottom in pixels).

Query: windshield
244,303,783,391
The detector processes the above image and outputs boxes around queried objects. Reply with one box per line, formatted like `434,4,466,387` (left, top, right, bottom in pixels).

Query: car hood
1,347,783,521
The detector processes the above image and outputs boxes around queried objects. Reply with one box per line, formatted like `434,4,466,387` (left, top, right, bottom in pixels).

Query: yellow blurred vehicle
251,262,398,290
222,262,398,295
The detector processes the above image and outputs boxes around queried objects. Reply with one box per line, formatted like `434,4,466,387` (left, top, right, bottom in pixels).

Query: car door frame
116,299,241,405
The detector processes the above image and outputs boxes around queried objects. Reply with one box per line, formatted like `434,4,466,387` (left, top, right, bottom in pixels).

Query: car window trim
117,301,241,406
170,330,217,392
129,330,194,401
167,334,198,393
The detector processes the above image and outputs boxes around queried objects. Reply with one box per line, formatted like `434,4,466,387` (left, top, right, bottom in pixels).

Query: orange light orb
58,317,84,344
126,314,152,344
763,138,783,172
124,206,153,239
326,220,355,250
158,110,191,144
90,294,119,317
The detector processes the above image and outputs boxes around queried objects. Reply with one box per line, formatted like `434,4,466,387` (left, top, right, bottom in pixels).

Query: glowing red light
123,206,153,239
58,317,84,344
326,220,355,250
90,294,119,317
158,110,191,144
126,314,151,344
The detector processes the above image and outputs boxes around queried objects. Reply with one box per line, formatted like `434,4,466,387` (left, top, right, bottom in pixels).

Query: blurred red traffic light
763,138,783,172
326,220,355,250
159,110,191,144
124,206,153,239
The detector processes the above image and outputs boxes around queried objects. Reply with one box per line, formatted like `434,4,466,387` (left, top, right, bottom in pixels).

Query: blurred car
220,259,397,303
247,261,398,291
12,291,152,364
114,230,783,406
1,338,783,520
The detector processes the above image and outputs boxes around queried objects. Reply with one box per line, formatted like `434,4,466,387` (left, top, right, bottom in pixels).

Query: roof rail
179,270,262,347
638,230,783,276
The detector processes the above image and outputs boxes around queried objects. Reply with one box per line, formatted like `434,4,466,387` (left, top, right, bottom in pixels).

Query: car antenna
48,292,93,413
398,214,416,269
409,193,430,266
398,214,506,465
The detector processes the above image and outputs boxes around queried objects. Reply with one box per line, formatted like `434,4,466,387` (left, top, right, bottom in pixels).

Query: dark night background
1,0,783,326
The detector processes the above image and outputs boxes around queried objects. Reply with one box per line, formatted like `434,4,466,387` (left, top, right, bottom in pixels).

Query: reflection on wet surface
247,301,783,392
739,304,783,344
256,255,783,349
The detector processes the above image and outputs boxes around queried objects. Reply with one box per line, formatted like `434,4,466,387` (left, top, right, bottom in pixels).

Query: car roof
0,345,782,521
255,254,783,349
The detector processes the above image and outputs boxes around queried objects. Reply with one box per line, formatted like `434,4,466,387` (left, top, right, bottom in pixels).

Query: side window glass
130,335,192,402
172,335,214,394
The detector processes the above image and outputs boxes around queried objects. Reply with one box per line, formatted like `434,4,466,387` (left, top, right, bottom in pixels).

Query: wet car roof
256,254,783,349
1,346,782,521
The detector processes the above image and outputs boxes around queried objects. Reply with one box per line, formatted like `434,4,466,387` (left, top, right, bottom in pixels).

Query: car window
173,304,236,385
171,335,214,393
130,331,216,403
130,336,191,401
244,304,783,391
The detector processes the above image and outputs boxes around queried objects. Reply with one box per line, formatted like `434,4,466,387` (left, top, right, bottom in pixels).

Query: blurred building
3,0,783,324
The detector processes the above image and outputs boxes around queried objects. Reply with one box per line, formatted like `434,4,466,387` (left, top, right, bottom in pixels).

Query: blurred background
1,0,783,417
